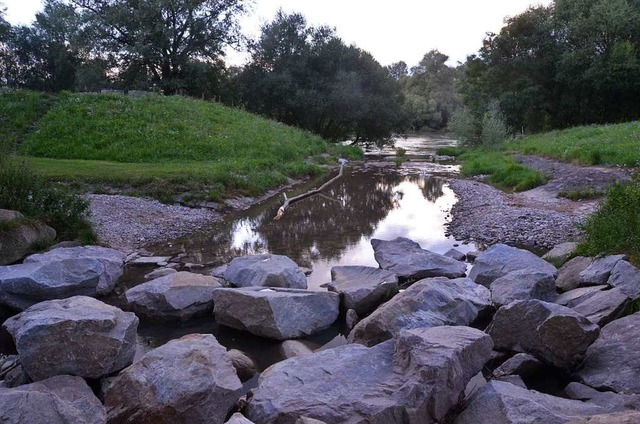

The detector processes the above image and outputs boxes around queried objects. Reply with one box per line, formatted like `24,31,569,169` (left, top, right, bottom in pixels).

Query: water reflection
157,166,474,289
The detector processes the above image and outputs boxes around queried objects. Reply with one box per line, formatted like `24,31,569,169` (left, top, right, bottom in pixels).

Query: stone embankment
2,230,640,423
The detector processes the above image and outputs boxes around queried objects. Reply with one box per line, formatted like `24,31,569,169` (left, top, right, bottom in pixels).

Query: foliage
460,150,547,192
509,120,640,166
578,183,640,264
458,0,640,133
0,158,95,242
237,10,405,144
0,90,58,153
435,146,465,156
448,106,480,145
481,101,510,145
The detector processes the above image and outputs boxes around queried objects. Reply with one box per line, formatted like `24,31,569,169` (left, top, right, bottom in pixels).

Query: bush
460,151,547,192
481,103,510,146
0,159,96,243
448,107,479,145
579,183,640,264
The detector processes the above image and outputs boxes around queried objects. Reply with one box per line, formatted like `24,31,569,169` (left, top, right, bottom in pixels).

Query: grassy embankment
7,91,361,203
438,121,640,263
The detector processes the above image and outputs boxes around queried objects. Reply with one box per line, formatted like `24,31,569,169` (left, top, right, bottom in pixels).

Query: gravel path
88,194,221,253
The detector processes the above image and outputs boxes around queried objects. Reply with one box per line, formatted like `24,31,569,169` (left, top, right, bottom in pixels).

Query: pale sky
4,0,552,67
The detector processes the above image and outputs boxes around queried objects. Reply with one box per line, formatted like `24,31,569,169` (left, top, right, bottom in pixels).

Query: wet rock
349,277,491,347
578,254,627,286
226,413,256,424
444,248,466,262
371,237,466,280
106,334,241,424
571,287,632,326
490,268,557,307
124,271,222,321
24,245,126,293
246,326,493,424
469,244,557,287
0,375,106,424
492,353,544,379
543,242,579,267
556,286,607,308
3,296,138,381
224,254,307,289
279,340,314,359
576,312,640,394
213,287,339,340
0,210,56,265
488,300,599,370
557,256,593,292
228,349,257,382
608,260,640,298
564,382,640,411
454,380,605,424
144,267,177,280
326,266,398,315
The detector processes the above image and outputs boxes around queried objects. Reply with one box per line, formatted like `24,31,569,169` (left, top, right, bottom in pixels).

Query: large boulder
105,334,242,424
564,382,640,412
326,266,398,315
246,326,493,424
3,296,138,381
570,287,632,326
469,244,557,287
348,277,491,347
454,380,606,424
223,254,307,289
24,245,126,293
213,287,339,340
556,286,607,308
557,256,593,292
489,269,557,307
0,375,106,424
124,271,222,321
488,300,599,370
492,353,544,379
371,237,466,280
543,242,579,267
576,312,640,394
0,209,56,265
608,260,640,299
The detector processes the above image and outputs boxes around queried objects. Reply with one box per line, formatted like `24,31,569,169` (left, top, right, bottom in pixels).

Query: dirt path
447,156,634,250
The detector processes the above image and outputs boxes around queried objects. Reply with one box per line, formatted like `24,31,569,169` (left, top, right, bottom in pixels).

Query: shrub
0,159,96,243
579,183,640,264
448,107,479,146
481,103,510,146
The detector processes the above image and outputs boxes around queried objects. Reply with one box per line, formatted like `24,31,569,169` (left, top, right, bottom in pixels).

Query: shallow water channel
126,133,475,373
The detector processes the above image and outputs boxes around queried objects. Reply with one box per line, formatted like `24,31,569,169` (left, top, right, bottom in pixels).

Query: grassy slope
8,92,361,202
0,91,59,153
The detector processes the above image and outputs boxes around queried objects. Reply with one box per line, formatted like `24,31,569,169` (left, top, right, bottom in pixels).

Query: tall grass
0,91,58,154
460,150,547,192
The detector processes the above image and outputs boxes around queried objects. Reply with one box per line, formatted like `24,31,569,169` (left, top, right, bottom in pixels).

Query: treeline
0,0,459,144
453,0,640,144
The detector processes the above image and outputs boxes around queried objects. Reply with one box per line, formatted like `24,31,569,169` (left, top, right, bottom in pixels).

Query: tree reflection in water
159,167,472,288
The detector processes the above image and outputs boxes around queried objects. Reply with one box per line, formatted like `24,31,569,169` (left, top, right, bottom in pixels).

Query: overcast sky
5,0,552,66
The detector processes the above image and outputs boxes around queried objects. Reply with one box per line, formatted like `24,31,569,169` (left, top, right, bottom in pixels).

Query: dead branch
273,164,344,220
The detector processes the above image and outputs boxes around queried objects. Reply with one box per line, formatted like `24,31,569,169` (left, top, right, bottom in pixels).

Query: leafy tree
71,0,248,94
0,3,11,85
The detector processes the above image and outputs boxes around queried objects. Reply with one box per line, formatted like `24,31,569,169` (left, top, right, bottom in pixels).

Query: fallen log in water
273,164,345,220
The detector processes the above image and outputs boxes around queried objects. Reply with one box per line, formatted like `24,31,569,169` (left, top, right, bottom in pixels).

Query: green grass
4,91,362,202
509,121,640,166
0,91,59,152
578,184,640,265
460,150,548,192
435,146,466,157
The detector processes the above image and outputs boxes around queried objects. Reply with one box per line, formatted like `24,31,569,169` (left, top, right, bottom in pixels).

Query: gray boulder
371,237,466,280
576,312,640,394
556,286,607,308
228,349,257,382
492,353,544,379
490,268,557,307
24,245,126,294
213,287,339,340
608,260,640,299
348,277,491,347
444,248,466,262
326,266,398,315
0,210,56,265
564,382,640,412
469,244,557,287
454,380,605,424
557,256,593,292
224,254,307,289
226,413,256,424
105,334,242,424
246,326,493,424
144,267,178,280
0,375,106,424
567,412,640,424
571,287,632,326
124,271,222,321
543,242,579,267
488,300,599,370
280,340,314,359
579,254,627,286
3,296,138,381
